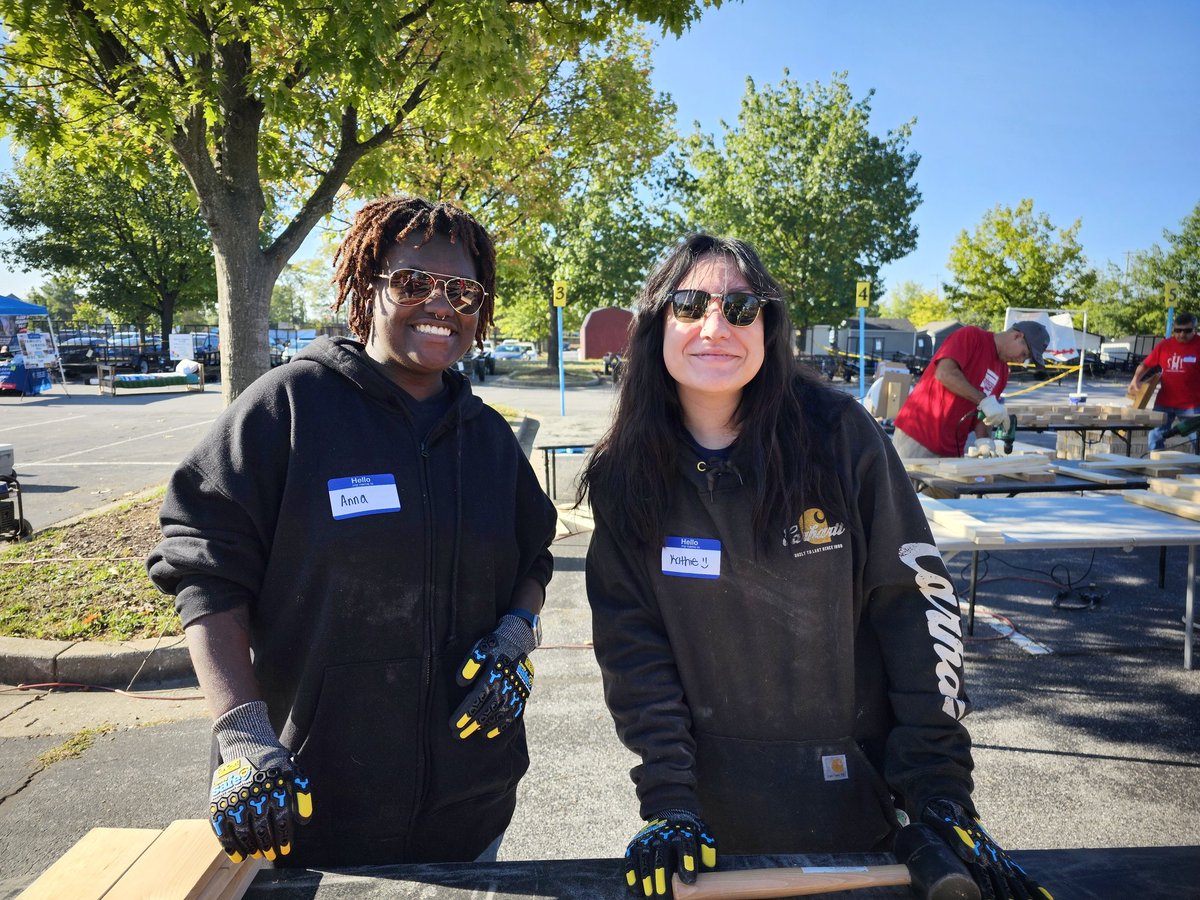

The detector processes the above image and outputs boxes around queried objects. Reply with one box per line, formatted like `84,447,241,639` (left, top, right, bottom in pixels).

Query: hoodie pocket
294,658,422,848
694,732,895,854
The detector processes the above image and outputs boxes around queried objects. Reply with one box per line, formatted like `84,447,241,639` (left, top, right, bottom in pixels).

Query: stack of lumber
906,454,1057,484
1079,451,1200,478
918,498,1007,542
1006,402,1165,427
17,819,262,900
1124,474,1200,523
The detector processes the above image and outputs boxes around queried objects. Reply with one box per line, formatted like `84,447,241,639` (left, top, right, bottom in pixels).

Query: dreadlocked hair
577,233,849,553
332,195,496,346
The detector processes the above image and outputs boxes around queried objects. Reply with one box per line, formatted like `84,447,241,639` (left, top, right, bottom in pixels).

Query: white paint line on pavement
975,609,1054,655
0,414,88,433
24,418,216,465
27,461,183,466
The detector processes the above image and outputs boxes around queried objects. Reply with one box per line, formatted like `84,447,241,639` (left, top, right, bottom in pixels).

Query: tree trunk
213,234,277,405
546,285,559,370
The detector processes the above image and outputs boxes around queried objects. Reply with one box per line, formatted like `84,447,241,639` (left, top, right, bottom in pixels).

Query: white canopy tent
1004,307,1092,400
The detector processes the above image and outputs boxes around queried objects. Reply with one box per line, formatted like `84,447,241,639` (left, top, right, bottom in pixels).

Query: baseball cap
1011,321,1049,368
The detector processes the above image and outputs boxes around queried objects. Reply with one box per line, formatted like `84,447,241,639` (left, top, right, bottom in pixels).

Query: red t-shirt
894,326,1008,457
1143,336,1200,410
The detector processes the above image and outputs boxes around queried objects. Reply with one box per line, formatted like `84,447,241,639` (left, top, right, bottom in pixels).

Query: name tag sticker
661,536,721,579
328,474,401,520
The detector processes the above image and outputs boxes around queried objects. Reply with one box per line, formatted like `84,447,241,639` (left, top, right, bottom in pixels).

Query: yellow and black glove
624,810,717,897
451,614,537,740
210,700,313,862
923,798,1052,899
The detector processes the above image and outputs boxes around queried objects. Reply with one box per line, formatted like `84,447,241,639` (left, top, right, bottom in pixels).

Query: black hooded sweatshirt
586,398,974,854
147,336,557,867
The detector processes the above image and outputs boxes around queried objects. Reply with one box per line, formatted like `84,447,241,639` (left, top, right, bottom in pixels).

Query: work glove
625,810,718,897
209,700,313,863
923,798,1052,899
451,614,536,740
977,395,1008,429
967,437,998,458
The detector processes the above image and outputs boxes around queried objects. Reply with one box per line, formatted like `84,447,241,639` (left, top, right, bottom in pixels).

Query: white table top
920,494,1200,553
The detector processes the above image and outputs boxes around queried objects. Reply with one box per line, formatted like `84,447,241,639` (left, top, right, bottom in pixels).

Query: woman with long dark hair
579,234,1046,899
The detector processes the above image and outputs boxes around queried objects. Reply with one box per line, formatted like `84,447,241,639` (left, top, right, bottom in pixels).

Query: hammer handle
672,863,911,899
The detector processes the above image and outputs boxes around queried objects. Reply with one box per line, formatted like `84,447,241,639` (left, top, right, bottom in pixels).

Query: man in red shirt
1129,312,1200,452
893,321,1049,459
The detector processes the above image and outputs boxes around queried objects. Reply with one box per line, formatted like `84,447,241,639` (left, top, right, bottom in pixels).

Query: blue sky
2,1,1197,301
650,0,1199,296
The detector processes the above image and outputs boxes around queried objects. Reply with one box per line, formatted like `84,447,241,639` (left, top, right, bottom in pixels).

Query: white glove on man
977,395,1008,428
967,437,998,458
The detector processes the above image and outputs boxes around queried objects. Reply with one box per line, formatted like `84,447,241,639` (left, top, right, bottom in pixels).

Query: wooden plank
194,857,265,900
1177,474,1200,485
1150,450,1200,464
1007,470,1058,482
103,819,244,900
1122,490,1200,523
1148,478,1200,502
923,506,1007,540
1130,372,1160,409
16,827,161,900
1048,465,1130,485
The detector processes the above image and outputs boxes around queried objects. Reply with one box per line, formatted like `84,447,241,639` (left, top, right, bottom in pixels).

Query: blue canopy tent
0,292,67,394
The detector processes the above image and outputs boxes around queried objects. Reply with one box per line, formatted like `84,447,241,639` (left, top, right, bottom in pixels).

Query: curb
0,634,194,689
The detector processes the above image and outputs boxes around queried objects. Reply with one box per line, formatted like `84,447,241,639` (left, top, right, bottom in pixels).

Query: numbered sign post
855,281,870,401
553,280,569,415
1165,281,1180,337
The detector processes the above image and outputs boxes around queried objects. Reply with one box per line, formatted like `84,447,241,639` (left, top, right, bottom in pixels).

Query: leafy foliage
681,71,921,329
0,155,214,341
944,199,1096,327
0,0,722,400
878,280,953,329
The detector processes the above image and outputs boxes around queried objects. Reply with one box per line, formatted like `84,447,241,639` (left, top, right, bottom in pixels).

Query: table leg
542,450,551,500
1186,545,1195,671
550,452,558,501
967,551,980,636
1159,546,1167,589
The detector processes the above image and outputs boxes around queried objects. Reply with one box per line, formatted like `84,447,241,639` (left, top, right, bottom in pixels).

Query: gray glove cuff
212,700,290,770
494,614,537,658
652,808,704,828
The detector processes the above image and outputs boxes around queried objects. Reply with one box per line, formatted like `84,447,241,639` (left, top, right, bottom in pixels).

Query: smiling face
662,254,766,409
366,232,478,399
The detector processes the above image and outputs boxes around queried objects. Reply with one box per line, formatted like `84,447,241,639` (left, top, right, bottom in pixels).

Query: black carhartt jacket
148,336,557,867
586,396,974,854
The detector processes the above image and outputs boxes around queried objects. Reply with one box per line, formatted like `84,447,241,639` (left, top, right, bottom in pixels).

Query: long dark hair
577,233,847,550
332,195,496,347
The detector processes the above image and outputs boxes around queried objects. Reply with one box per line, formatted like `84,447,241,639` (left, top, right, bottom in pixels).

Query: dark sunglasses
666,289,770,328
375,268,486,316
1174,327,1194,335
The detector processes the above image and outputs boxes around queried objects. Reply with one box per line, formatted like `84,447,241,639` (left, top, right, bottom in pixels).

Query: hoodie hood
294,334,484,420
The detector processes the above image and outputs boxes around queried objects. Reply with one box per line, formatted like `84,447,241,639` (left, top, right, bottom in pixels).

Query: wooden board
1150,450,1200,464
922,505,1007,540
1079,453,1189,475
1148,478,1200,502
1123,490,1200,523
17,821,262,900
1048,464,1130,485
16,828,161,900
1130,372,1160,409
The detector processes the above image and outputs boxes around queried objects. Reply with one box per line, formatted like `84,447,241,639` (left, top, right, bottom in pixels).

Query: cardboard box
1130,372,1160,410
876,371,912,420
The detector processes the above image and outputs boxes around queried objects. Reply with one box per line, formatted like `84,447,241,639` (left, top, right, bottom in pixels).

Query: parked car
493,341,538,360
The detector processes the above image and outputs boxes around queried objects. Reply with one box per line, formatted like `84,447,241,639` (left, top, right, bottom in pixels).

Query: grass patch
38,724,116,767
0,488,179,641
501,359,598,384
489,402,522,422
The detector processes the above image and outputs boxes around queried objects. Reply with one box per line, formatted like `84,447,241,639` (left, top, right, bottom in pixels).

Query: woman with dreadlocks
579,234,1048,899
148,196,557,868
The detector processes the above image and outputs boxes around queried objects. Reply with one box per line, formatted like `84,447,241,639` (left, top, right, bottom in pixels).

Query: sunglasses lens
722,292,762,326
450,283,484,316
670,290,709,321
386,269,484,314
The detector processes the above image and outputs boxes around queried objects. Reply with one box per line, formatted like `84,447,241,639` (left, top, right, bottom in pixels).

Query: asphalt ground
1,371,1199,896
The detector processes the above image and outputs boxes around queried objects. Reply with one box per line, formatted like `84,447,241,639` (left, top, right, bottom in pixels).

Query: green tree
879,280,952,329
23,275,83,322
681,71,921,331
0,1,719,403
0,155,214,344
944,199,1097,326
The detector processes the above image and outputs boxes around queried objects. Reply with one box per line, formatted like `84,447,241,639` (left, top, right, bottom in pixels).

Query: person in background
893,321,1049,460
147,196,557,868
578,234,1048,899
1128,311,1200,452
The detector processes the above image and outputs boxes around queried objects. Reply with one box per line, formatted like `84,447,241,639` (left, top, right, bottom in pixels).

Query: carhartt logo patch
822,754,848,781
782,507,847,557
